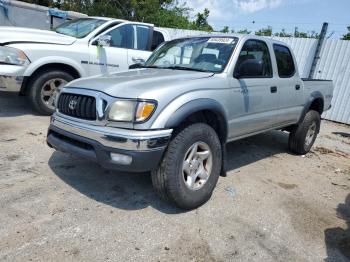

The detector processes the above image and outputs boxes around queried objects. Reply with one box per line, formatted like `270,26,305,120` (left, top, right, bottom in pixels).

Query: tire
151,123,222,210
288,110,321,155
29,70,74,115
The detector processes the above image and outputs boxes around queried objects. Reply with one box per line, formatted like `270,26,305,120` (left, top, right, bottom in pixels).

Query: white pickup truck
0,17,170,114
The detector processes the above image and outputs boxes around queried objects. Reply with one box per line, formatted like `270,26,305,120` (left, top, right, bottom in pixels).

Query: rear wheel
29,70,74,115
288,110,321,155
151,123,222,209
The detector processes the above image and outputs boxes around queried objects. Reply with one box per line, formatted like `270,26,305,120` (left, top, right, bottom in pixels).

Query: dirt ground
0,92,349,262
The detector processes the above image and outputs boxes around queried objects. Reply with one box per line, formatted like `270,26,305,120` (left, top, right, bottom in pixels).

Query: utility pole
308,22,328,79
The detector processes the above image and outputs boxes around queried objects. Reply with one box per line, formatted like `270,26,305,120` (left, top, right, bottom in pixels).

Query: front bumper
0,64,26,92
47,114,172,172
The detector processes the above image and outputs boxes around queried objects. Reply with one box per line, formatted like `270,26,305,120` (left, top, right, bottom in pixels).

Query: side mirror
97,35,111,47
129,63,143,69
234,59,264,78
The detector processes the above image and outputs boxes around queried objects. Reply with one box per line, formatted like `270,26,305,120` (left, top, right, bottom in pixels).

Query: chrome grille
57,93,96,120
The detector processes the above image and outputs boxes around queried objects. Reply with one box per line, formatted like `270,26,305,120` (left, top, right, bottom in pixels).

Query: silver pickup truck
47,35,333,209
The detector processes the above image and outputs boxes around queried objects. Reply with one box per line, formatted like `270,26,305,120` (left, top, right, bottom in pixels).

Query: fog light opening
110,152,132,165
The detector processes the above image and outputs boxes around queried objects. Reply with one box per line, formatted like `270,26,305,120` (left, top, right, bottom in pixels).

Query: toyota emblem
68,99,78,110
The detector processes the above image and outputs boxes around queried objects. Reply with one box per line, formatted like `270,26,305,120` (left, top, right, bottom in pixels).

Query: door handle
132,57,145,63
270,86,277,93
295,85,301,90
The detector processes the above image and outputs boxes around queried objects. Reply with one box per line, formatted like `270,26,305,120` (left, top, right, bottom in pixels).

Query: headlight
108,100,156,122
0,46,30,66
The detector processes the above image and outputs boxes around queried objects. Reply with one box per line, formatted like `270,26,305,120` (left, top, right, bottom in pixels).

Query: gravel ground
0,92,349,262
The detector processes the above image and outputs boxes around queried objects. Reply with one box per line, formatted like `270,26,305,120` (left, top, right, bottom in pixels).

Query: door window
136,25,150,51
106,24,134,49
151,30,165,51
273,44,295,78
236,40,272,77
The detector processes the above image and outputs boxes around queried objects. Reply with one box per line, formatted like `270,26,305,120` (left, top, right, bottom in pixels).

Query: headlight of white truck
0,46,30,66
108,100,156,122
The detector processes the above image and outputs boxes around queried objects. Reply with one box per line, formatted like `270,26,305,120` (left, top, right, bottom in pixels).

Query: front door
228,39,280,138
88,24,134,76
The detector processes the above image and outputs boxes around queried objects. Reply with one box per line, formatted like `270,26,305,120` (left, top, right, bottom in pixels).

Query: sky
182,0,349,38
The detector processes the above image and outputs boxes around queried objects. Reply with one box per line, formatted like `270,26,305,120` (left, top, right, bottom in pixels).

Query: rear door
228,39,280,138
272,44,304,125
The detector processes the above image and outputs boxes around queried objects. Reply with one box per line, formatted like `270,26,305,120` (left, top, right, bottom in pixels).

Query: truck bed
302,79,333,112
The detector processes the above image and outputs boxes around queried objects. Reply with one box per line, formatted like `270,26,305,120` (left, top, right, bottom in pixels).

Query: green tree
236,29,251,34
19,0,215,31
20,0,54,6
293,27,319,38
255,26,272,36
274,29,292,37
220,26,229,33
342,26,350,40
192,8,213,31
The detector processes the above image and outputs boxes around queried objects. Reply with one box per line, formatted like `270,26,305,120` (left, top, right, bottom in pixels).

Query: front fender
151,98,228,141
165,98,227,128
23,56,86,77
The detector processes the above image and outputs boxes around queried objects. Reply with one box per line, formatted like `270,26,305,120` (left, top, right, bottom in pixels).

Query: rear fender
298,91,324,124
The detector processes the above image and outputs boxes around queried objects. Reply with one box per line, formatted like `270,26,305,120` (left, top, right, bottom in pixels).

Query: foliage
236,29,251,34
191,8,213,31
294,30,319,39
342,26,350,40
220,26,229,33
255,26,272,36
253,26,319,38
274,29,292,37
19,0,214,31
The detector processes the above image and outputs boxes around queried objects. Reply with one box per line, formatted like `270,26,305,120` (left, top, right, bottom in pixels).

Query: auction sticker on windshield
208,38,235,44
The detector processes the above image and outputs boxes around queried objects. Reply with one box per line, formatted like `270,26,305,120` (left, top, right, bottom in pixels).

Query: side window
151,30,165,51
136,25,150,51
236,40,272,78
106,24,134,49
273,44,295,78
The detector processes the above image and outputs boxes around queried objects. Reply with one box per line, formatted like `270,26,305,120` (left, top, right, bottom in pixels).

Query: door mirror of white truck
97,35,112,47
234,59,264,78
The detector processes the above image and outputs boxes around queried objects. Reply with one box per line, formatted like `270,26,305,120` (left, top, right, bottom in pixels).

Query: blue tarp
48,8,68,19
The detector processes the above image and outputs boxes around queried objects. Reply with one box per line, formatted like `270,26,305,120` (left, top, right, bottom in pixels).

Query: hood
0,27,76,45
66,68,215,98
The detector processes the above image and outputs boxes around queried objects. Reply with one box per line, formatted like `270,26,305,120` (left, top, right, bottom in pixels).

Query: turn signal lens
135,102,156,122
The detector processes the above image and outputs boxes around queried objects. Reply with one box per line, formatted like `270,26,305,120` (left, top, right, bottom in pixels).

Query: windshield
54,18,107,38
144,37,238,73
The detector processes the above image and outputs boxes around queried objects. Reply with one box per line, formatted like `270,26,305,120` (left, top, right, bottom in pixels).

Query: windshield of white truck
54,18,106,38
144,37,238,73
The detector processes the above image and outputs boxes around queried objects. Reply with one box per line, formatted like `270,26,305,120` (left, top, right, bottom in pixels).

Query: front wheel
29,70,74,115
288,110,321,155
151,123,222,209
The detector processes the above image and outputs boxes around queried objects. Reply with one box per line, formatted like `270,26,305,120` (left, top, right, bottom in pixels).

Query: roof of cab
174,33,291,47
87,16,129,23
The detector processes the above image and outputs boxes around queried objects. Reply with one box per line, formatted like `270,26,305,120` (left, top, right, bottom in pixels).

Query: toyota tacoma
47,35,333,209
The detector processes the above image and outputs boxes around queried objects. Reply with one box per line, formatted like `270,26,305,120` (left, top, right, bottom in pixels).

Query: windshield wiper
139,65,162,69
164,66,212,73
140,65,212,73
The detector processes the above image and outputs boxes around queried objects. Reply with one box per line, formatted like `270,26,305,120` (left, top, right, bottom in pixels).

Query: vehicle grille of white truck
57,93,96,120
